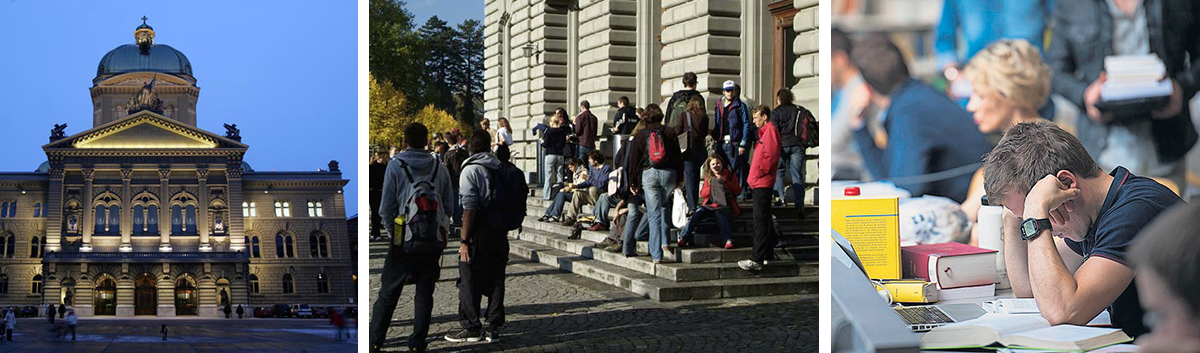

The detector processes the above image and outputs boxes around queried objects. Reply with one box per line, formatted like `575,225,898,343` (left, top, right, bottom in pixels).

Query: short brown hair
776,88,794,105
752,105,771,118
851,34,909,96
982,121,1101,203
682,72,698,88
1130,202,1200,316
643,103,664,124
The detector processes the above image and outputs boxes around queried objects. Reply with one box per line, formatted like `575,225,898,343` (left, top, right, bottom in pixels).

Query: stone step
526,203,815,231
519,216,819,264
507,237,818,301
525,197,818,221
523,206,819,241
513,227,817,282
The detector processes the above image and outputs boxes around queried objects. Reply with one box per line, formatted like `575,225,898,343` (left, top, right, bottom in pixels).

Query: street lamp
522,43,542,63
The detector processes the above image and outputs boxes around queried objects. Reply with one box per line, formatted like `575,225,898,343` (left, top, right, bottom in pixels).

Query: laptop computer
833,231,985,332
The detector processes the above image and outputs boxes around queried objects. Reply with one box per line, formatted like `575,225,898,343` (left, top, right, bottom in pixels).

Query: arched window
31,274,42,294
7,202,14,218
0,202,7,217
133,205,144,235
108,205,120,234
248,274,260,294
282,273,294,294
250,236,261,258
95,204,107,234
315,202,324,217
317,273,329,294
307,201,315,217
0,275,8,294
0,234,8,258
147,205,158,234
285,236,295,258
184,205,196,233
33,203,40,218
171,205,182,234
29,236,40,258
247,202,257,217
315,233,329,258
274,202,282,217
275,234,285,258
309,233,320,258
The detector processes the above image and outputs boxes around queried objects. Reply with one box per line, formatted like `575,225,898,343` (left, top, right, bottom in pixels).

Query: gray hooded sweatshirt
379,149,455,222
458,152,500,211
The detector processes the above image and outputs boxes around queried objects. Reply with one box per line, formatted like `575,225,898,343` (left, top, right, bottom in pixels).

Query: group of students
370,123,524,352
534,72,815,270
829,0,1200,346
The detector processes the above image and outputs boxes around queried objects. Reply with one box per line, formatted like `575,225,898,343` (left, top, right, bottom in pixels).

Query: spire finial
142,16,148,25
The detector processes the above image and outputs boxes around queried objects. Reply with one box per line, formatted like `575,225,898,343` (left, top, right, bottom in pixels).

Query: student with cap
713,80,753,200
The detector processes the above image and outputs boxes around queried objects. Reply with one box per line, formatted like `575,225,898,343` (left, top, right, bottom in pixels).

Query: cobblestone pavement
369,241,817,352
0,317,357,352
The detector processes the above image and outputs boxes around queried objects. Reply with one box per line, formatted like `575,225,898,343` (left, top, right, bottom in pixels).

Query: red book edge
901,243,997,282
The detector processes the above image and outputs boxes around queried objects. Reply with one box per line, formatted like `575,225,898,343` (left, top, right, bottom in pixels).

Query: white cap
722,80,737,90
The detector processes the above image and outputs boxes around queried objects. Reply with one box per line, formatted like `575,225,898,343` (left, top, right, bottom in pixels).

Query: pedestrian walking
66,311,77,341
236,304,245,319
47,304,55,324
160,324,168,341
58,303,66,319
5,308,16,342
331,310,347,341
624,104,683,264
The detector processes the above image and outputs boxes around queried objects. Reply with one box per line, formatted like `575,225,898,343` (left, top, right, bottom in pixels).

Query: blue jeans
593,194,616,225
642,168,676,261
679,206,733,245
544,191,570,218
578,145,593,160
718,141,750,199
621,196,648,255
775,146,806,213
682,153,703,211
543,154,564,200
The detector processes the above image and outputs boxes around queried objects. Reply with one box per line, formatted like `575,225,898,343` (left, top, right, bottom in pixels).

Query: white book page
948,313,1049,335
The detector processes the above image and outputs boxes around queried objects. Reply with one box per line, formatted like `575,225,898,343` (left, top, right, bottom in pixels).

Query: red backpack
647,128,669,168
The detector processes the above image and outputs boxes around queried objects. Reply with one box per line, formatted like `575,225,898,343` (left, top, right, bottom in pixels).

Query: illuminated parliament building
0,20,355,317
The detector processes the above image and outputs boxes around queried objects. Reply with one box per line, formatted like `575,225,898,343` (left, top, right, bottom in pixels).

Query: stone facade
0,22,355,317
483,0,819,203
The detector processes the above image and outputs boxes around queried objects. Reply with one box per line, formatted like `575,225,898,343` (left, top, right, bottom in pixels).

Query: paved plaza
0,317,357,352
369,241,818,352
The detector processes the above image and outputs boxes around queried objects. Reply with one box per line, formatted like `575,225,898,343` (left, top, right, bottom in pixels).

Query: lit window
307,202,315,217
274,202,282,217
283,202,291,217
317,273,329,294
249,202,257,217
316,202,323,217
243,202,249,217
95,204,107,234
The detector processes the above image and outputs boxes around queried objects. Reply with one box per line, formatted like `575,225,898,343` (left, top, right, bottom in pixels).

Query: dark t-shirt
1064,166,1181,337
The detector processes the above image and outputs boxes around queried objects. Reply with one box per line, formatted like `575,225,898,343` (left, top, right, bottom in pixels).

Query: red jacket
700,169,741,217
748,121,781,189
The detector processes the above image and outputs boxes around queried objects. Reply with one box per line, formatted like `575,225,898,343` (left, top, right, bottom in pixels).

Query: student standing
610,96,639,135
370,123,455,353
625,104,683,263
5,309,14,342
740,106,781,271
713,81,753,200
574,100,599,158
665,72,702,127
370,150,389,241
493,117,514,150
771,89,810,219
676,96,709,213
542,110,572,200
66,311,77,341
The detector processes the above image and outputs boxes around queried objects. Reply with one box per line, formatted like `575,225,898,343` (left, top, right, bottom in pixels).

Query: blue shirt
852,79,991,203
575,164,612,190
934,0,1053,68
1065,166,1181,338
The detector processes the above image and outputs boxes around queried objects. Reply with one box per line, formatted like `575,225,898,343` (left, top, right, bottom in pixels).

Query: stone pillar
197,168,211,251
157,264,175,317
44,275,61,307
46,166,65,252
116,265,134,317
226,164,246,252
659,0,742,103
80,168,95,252
75,273,94,317
158,168,172,251
119,168,133,252
740,0,773,106
636,0,663,110
198,264,218,317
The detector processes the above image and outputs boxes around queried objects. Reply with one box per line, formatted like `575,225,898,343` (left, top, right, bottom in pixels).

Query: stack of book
902,242,998,300
1097,54,1172,117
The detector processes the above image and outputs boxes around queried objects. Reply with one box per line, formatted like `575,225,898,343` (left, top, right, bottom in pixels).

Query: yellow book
832,194,901,279
877,279,938,303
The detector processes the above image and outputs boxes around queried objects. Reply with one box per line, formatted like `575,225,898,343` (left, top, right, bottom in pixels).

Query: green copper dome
97,44,192,78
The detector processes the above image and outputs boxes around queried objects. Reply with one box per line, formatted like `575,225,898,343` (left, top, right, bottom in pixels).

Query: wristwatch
1020,218,1052,241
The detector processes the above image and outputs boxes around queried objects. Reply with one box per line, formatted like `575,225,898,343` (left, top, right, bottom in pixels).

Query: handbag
671,188,689,228
678,112,692,152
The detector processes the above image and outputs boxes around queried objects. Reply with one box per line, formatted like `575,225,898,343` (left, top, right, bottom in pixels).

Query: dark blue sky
408,0,484,28
0,2,359,216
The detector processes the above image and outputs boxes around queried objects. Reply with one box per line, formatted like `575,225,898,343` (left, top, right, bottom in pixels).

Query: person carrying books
983,120,1181,337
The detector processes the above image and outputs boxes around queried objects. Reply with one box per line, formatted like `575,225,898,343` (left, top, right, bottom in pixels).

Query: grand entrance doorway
175,277,197,316
134,274,156,316
94,277,117,316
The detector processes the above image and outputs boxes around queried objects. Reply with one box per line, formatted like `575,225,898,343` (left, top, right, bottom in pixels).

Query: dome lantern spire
135,16,155,54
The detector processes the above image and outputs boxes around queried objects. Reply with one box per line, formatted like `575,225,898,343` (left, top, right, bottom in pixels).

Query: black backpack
467,161,528,232
798,106,819,148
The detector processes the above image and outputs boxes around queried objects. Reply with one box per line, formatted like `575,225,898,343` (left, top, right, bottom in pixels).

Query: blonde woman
542,109,572,200
677,153,740,249
961,38,1052,245
493,117,514,149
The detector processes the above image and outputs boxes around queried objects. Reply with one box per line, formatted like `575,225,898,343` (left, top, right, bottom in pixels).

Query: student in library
982,120,1181,337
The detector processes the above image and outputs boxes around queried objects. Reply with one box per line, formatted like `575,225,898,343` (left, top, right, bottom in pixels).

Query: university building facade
0,21,355,317
483,0,819,203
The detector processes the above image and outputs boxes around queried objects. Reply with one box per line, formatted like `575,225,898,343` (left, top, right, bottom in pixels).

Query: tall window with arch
171,205,182,234
282,273,294,294
307,201,325,217
31,274,42,294
248,274,260,294
0,201,7,218
0,275,8,294
29,236,42,258
33,203,40,218
0,233,13,258
5,202,14,218
309,232,329,258
246,236,261,258
275,232,295,258
317,272,329,293
95,204,108,235
243,201,257,218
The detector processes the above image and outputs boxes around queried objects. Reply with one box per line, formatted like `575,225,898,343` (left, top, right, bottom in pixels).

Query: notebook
920,314,1132,351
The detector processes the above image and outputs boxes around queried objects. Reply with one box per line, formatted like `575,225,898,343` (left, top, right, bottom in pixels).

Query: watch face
1022,220,1037,239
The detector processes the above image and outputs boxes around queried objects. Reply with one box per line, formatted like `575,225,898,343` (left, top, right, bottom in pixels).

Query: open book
921,314,1132,351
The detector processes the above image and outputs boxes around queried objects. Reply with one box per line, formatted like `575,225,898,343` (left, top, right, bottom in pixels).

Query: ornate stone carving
49,168,65,179
196,168,209,180
81,168,95,180
225,168,242,179
50,124,68,142
158,168,171,180
120,168,133,181
327,160,339,172
223,124,241,142
126,78,164,115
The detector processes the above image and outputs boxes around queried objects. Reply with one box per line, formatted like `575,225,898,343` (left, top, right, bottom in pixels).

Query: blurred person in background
960,38,1053,245
934,0,1054,107
1048,0,1200,189
370,149,389,241
1129,202,1200,352
830,27,871,181
849,34,991,203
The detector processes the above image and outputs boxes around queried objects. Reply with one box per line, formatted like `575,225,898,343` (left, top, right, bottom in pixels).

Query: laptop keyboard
894,306,954,325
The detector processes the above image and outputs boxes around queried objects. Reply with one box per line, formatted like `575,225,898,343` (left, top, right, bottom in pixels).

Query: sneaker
724,240,735,249
445,328,483,342
595,238,616,248
486,328,500,343
538,216,550,222
605,243,623,253
677,237,688,248
588,223,609,231
738,259,763,271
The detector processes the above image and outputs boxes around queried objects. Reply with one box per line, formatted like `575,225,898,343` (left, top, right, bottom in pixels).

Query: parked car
293,304,313,318
19,306,37,318
253,307,273,318
272,304,293,318
312,306,330,319
342,307,357,319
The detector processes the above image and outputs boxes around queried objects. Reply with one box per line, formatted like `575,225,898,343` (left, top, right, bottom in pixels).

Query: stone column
158,168,172,251
116,265,134,317
75,273,94,317
636,0,663,109
157,264,175,317
740,0,772,106
80,168,95,252
119,168,133,252
197,168,211,251
44,275,61,307
46,166,65,252
198,264,218,317
226,164,246,252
